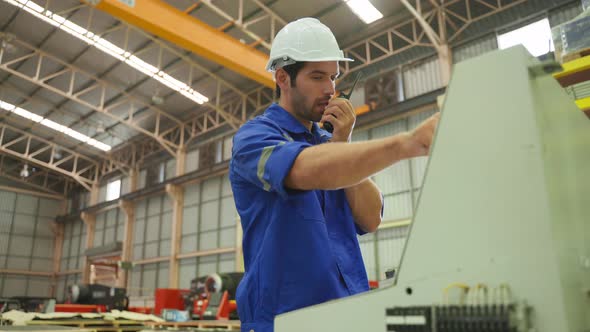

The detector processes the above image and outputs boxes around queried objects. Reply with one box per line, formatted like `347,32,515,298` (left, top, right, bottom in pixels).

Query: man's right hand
403,112,440,158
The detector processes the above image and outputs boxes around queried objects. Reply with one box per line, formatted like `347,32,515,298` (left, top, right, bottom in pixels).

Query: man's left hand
321,97,356,142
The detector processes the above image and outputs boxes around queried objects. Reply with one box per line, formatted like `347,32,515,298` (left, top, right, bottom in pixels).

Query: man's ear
275,68,290,91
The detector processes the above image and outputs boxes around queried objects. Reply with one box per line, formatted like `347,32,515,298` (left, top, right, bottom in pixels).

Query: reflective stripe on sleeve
257,142,285,191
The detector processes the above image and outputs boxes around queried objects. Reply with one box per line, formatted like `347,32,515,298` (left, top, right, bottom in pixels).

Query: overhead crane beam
85,0,274,88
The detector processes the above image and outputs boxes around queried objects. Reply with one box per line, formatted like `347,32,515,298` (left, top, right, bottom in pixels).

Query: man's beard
292,90,320,122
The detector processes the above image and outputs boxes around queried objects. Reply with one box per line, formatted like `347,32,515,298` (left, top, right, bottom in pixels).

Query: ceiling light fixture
54,148,62,160
152,91,164,105
0,99,111,151
0,32,17,54
96,121,105,134
344,0,383,24
4,0,209,105
20,164,29,178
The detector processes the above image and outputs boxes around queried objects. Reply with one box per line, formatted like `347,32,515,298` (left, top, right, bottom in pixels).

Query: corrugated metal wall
94,208,124,247
0,190,61,297
98,184,107,203
549,1,582,26
186,148,200,173
127,172,238,302
121,176,131,196
56,219,86,301
353,108,437,280
177,174,237,289
129,193,172,298
453,34,499,64
132,195,172,261
129,262,169,303
60,220,86,272
403,58,444,99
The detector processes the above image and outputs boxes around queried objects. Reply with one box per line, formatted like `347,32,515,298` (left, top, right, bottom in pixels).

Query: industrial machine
275,46,590,332
66,284,128,312
0,297,55,313
152,272,242,320
186,272,242,320
154,288,190,315
0,298,22,313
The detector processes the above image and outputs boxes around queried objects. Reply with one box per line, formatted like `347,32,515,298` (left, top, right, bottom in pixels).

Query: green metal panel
38,198,60,217
0,191,16,212
275,46,590,332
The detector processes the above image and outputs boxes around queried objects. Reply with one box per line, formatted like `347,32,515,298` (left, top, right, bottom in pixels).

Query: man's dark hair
275,62,305,98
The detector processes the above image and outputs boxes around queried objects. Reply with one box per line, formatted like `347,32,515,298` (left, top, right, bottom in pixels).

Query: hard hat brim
266,56,354,72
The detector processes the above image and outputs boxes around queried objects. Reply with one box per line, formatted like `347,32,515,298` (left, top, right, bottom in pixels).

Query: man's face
287,61,339,124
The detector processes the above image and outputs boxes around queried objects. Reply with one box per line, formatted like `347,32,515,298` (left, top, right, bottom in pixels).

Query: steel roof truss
0,123,98,190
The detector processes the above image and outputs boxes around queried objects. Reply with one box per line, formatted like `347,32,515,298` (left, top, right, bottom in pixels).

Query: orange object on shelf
128,306,153,314
55,303,107,313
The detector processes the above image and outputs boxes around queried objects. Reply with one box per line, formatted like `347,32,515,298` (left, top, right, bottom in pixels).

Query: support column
50,221,64,297
118,199,135,288
117,169,137,288
81,212,96,283
129,168,138,195
167,149,186,288
436,3,453,86
438,44,453,86
49,199,67,297
89,183,100,207
166,184,184,288
401,0,453,85
81,183,99,284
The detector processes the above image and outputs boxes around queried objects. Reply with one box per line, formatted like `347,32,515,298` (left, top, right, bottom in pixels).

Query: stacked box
161,309,190,322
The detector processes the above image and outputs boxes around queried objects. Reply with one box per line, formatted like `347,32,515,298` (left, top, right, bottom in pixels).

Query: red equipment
154,288,190,315
128,306,153,314
369,280,379,289
55,304,107,313
192,290,237,320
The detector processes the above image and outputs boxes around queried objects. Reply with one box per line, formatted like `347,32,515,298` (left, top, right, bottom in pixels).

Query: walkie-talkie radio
323,72,363,133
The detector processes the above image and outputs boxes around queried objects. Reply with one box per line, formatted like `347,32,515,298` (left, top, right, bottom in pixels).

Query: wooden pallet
562,47,590,63
143,320,240,330
26,319,144,332
1,326,93,332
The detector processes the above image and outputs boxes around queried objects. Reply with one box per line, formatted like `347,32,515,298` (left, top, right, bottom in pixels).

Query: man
230,18,439,332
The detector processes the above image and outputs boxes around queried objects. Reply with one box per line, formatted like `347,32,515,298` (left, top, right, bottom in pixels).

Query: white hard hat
266,18,353,72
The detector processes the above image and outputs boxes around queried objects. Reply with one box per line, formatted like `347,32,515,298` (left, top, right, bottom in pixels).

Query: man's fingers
323,105,345,120
336,98,355,115
329,98,355,119
321,113,342,126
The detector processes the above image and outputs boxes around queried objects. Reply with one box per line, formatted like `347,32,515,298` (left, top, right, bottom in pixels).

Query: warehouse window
215,140,223,164
106,179,121,201
497,18,554,57
159,163,166,182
